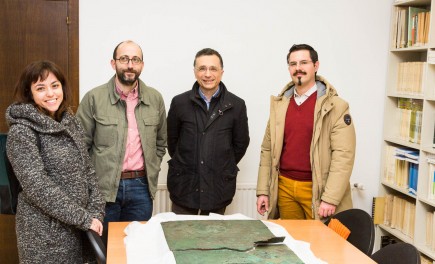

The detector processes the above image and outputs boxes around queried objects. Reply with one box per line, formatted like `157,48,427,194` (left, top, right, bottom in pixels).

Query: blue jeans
102,177,153,244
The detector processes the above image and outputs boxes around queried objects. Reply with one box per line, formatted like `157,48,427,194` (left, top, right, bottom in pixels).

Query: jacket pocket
167,159,195,198
223,165,239,181
142,116,159,148
94,115,118,149
221,165,239,200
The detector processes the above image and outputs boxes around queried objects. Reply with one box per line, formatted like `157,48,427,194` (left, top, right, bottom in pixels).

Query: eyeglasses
195,66,221,73
288,60,312,68
115,56,142,65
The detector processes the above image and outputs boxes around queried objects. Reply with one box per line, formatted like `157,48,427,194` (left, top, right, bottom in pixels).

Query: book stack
382,194,416,239
384,146,397,184
392,6,430,49
383,145,419,194
396,62,426,96
425,211,435,251
397,98,423,144
396,148,419,195
372,197,386,225
427,156,435,200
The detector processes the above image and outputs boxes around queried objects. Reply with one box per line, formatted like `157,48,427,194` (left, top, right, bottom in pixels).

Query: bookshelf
376,0,435,260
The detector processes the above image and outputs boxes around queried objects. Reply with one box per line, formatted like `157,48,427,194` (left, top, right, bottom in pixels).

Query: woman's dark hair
13,60,72,121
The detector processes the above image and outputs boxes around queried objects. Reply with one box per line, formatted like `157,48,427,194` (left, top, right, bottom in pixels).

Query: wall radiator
152,183,265,220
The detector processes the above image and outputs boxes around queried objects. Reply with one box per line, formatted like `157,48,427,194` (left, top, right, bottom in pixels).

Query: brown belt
120,170,146,179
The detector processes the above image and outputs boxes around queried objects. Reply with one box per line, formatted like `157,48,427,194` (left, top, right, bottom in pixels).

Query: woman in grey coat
6,61,105,263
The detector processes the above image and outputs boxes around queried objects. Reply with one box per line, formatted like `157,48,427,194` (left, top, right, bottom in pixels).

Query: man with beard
256,44,356,220
77,40,167,243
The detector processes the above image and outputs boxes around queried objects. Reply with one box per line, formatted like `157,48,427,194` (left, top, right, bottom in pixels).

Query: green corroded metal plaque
173,245,304,264
161,220,304,263
161,220,275,251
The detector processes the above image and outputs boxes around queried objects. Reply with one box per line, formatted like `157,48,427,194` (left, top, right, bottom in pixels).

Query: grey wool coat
6,103,105,264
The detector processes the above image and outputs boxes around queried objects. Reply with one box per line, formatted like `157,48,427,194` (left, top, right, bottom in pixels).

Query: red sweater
279,92,316,181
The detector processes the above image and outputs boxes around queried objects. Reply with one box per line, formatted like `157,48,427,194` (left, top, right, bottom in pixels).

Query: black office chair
324,208,375,256
86,230,106,264
371,242,420,264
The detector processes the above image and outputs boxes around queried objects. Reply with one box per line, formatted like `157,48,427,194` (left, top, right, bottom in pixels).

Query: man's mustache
293,71,306,76
124,70,138,74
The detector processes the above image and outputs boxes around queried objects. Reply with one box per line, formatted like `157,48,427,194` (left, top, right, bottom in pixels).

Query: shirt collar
294,83,317,98
115,82,139,100
198,86,220,103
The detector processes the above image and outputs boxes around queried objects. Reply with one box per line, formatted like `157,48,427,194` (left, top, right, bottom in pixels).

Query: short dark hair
13,60,72,121
113,40,143,60
193,48,224,68
287,44,318,64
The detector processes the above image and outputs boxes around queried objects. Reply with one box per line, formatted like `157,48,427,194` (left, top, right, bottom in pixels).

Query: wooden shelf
415,243,435,260
381,181,417,199
418,196,435,208
377,0,435,260
378,224,414,244
394,0,431,7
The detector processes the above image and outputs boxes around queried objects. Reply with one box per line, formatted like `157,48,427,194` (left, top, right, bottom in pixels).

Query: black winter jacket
167,82,250,210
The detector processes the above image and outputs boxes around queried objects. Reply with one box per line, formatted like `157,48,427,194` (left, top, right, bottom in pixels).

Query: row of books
396,62,426,95
377,209,433,263
426,211,435,252
392,6,430,49
384,145,419,194
397,98,423,144
427,159,435,200
373,194,415,239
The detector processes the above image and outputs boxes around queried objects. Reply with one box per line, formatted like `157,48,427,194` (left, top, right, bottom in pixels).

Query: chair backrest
325,208,375,256
86,230,106,264
371,242,420,264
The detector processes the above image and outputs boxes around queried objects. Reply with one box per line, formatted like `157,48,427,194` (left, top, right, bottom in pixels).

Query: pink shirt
115,84,145,172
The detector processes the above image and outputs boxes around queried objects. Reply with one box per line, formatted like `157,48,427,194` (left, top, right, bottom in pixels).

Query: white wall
80,0,392,213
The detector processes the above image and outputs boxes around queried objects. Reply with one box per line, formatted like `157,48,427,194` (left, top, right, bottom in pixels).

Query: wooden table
107,220,376,264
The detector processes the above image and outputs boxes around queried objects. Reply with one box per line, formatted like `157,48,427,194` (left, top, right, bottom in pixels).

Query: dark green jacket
76,76,167,202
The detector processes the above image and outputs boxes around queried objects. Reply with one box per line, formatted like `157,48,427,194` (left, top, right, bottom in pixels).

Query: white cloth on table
123,212,327,264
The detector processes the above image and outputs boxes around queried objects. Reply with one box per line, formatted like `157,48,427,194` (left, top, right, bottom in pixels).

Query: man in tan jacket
256,44,356,220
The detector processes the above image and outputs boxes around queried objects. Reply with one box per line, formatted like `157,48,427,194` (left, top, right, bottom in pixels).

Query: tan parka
256,75,356,220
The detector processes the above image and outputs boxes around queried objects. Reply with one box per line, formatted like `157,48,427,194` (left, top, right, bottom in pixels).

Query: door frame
68,0,79,111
